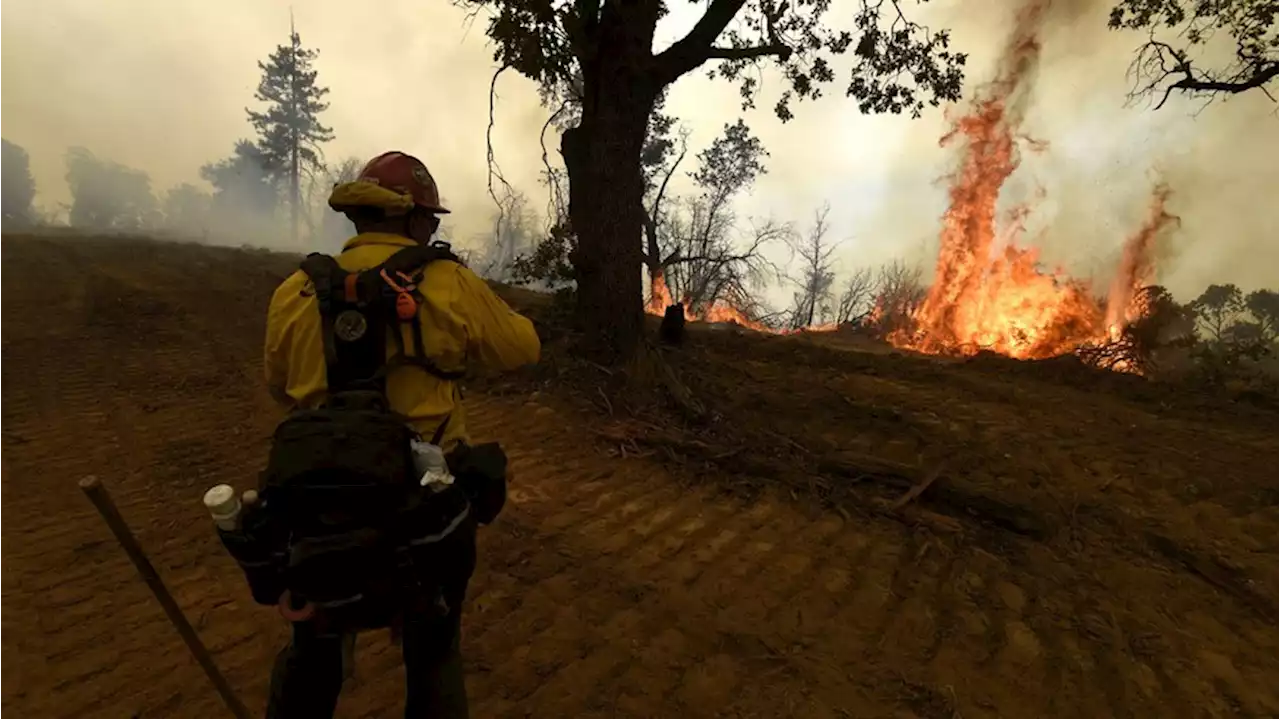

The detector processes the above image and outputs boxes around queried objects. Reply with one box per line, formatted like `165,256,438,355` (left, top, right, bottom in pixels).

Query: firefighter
262,151,540,719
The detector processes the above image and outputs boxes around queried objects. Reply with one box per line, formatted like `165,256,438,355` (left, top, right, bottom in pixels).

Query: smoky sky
2,0,1276,303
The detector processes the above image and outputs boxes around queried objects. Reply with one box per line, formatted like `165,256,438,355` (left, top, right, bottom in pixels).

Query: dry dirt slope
1,235,1276,718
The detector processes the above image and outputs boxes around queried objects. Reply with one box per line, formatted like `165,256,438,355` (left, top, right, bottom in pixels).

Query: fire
642,0,1177,354
889,0,1175,361
644,270,837,334
645,270,774,333
1105,184,1175,334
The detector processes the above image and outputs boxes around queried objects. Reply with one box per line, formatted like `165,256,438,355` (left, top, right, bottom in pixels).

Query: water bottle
411,439,455,492
204,484,283,606
203,484,243,531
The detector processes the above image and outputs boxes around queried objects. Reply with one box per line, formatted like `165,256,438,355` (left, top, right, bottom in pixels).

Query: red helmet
356,151,450,214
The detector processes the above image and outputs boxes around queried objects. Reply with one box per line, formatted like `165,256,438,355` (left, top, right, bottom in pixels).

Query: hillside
2,234,1276,719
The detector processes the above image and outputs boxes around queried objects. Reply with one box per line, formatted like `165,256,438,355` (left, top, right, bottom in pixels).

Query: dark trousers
266,519,476,719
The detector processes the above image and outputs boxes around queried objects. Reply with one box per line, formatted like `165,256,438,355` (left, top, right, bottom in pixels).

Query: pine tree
246,24,334,245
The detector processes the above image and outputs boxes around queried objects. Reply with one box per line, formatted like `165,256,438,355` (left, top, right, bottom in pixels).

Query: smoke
1105,183,1177,330
63,147,161,231
973,0,1278,301
0,0,1273,297
865,0,1226,360
662,0,1277,304
0,0,553,253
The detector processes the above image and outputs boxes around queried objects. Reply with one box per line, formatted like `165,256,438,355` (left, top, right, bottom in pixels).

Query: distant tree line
0,28,346,250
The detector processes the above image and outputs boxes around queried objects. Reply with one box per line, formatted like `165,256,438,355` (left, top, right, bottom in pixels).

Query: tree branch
653,0,792,82
1166,61,1279,96
540,98,571,224
643,134,689,265
704,44,793,62
652,139,687,222
487,65,517,235
1134,38,1279,110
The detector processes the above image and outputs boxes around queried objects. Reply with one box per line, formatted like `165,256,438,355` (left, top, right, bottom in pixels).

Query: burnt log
659,303,686,346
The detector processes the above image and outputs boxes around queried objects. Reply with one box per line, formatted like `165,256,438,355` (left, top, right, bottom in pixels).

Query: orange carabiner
395,292,417,320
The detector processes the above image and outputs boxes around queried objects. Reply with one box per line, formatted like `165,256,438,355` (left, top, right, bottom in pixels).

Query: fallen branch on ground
889,461,945,512
597,424,1051,540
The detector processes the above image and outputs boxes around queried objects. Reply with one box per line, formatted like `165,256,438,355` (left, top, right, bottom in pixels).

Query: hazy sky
2,0,1276,302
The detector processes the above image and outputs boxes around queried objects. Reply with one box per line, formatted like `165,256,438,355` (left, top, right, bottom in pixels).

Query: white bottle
203,484,243,531
411,440,455,492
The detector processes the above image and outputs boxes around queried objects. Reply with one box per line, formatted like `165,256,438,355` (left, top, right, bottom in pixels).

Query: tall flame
642,0,1176,356
1105,184,1175,334
890,0,1175,360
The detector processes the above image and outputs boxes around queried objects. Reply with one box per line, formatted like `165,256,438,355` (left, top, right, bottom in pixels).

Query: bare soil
2,234,1276,718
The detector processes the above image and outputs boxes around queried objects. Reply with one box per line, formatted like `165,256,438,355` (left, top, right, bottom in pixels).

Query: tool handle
79,476,251,719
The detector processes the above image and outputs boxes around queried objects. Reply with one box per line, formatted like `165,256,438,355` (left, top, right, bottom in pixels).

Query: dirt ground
2,234,1276,718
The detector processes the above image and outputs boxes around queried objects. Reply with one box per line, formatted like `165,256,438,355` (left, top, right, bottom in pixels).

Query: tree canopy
65,147,158,231
2,139,37,229
475,0,967,122
161,183,214,236
200,140,280,217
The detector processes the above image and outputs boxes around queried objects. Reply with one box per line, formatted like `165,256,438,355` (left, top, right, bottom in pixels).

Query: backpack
257,241,473,630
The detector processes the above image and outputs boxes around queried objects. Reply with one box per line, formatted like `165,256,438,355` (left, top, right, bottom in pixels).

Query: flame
645,268,837,334
1105,184,1173,333
641,0,1175,354
889,0,1174,361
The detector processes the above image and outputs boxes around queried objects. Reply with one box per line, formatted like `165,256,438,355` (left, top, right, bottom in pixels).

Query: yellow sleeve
452,265,541,371
264,274,299,406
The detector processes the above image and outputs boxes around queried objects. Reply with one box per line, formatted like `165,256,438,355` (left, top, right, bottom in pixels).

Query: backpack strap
378,241,459,277
373,244,466,383
299,253,390,394
298,242,466,395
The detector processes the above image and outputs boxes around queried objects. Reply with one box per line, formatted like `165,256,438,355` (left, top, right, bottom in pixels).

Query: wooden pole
78,476,251,719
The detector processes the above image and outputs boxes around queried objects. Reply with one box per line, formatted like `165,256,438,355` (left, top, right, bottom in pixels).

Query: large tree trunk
563,10,661,364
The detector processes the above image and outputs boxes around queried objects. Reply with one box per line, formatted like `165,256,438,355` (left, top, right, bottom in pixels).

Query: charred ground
2,234,1276,718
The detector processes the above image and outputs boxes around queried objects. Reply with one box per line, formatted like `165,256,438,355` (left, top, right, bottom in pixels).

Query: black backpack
256,241,473,629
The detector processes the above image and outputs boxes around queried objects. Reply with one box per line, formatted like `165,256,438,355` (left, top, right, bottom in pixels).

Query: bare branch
651,133,688,222
643,131,689,267
1116,3,1279,110
1133,38,1279,109
661,195,787,315
486,64,517,221
539,98,572,225
868,259,926,337
785,203,841,328
704,43,794,62
835,266,876,325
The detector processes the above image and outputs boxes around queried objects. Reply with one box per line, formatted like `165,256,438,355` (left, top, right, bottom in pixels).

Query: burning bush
1076,285,1195,375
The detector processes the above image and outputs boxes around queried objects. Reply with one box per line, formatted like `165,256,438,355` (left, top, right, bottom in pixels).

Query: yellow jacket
264,232,540,447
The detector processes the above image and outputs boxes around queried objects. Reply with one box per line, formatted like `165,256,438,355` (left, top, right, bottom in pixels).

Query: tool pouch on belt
447,442,508,525
216,504,288,606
